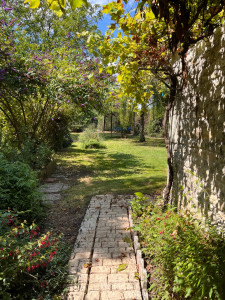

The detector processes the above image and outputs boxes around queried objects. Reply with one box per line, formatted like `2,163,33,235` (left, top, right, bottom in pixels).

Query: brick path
67,194,144,300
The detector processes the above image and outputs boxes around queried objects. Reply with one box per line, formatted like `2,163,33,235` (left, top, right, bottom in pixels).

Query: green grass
56,133,167,206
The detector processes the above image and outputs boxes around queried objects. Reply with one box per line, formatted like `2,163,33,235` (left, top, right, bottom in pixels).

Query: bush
0,211,70,299
46,112,73,151
0,153,43,222
131,193,225,299
0,138,53,171
79,124,105,149
147,118,164,137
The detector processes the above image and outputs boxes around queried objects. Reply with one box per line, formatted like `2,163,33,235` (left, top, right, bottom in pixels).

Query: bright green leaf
134,192,143,198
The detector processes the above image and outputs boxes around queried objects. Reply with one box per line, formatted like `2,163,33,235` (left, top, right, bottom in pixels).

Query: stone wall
169,25,225,228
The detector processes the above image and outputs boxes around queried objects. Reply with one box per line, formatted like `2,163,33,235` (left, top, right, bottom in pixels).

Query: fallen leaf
135,272,139,280
83,263,92,268
117,263,127,272
118,252,127,258
125,227,133,231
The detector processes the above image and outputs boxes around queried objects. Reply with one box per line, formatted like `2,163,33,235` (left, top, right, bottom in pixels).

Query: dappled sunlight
56,134,167,203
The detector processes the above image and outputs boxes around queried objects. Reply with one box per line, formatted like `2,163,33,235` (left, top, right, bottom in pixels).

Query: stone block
89,274,108,284
101,291,124,300
111,282,136,291
88,283,112,291
85,291,100,300
103,258,122,266
108,274,129,283
123,290,142,299
66,291,85,300
90,266,111,274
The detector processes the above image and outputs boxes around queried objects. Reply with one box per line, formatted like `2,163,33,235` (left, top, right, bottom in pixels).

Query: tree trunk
110,112,113,137
139,108,145,142
103,115,106,132
163,75,177,207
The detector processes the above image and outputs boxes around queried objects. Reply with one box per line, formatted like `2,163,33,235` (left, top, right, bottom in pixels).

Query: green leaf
134,192,143,198
134,225,141,231
209,288,213,298
185,287,192,298
117,263,127,272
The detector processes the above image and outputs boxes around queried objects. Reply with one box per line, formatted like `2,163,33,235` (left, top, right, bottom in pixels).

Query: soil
42,163,90,246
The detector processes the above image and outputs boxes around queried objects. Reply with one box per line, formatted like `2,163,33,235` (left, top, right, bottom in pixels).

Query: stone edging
128,206,149,300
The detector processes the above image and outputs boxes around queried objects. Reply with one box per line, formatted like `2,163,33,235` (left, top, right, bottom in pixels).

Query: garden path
66,194,148,300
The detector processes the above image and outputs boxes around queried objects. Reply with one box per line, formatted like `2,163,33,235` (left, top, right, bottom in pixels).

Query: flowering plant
131,193,225,299
0,210,64,298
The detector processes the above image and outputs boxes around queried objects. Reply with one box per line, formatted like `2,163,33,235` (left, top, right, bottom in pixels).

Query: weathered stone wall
169,25,225,228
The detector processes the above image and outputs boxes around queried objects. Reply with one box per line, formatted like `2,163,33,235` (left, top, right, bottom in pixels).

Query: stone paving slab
66,195,146,300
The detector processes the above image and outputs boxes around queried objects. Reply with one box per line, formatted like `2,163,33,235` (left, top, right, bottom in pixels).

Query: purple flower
1,1,6,7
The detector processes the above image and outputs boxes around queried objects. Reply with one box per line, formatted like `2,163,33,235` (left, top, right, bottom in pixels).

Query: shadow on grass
66,173,166,201
57,134,167,202
132,138,165,148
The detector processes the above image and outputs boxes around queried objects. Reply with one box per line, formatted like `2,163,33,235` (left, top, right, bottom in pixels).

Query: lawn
55,132,167,208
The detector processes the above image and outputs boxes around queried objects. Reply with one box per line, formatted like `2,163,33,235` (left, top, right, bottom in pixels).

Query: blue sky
90,0,112,34
90,0,137,34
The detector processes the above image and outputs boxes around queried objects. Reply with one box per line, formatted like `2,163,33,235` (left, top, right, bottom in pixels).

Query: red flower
28,267,31,272
32,265,35,270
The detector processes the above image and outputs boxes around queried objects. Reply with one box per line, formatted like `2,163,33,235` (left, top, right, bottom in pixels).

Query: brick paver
66,195,143,300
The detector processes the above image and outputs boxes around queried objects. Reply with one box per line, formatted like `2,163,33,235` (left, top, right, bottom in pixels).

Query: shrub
147,118,164,137
79,124,105,149
0,138,53,170
46,112,73,151
131,193,225,300
0,153,43,222
0,211,70,299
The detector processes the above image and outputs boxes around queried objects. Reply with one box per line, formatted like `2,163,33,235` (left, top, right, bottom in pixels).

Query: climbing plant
97,0,225,204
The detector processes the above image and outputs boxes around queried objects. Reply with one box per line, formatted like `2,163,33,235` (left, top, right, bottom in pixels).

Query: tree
98,0,225,204
118,96,131,138
24,0,88,16
0,1,113,152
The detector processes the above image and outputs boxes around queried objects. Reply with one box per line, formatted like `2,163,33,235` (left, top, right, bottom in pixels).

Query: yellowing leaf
47,0,63,16
117,74,122,82
69,0,85,9
59,0,66,8
117,264,127,272
24,0,40,9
